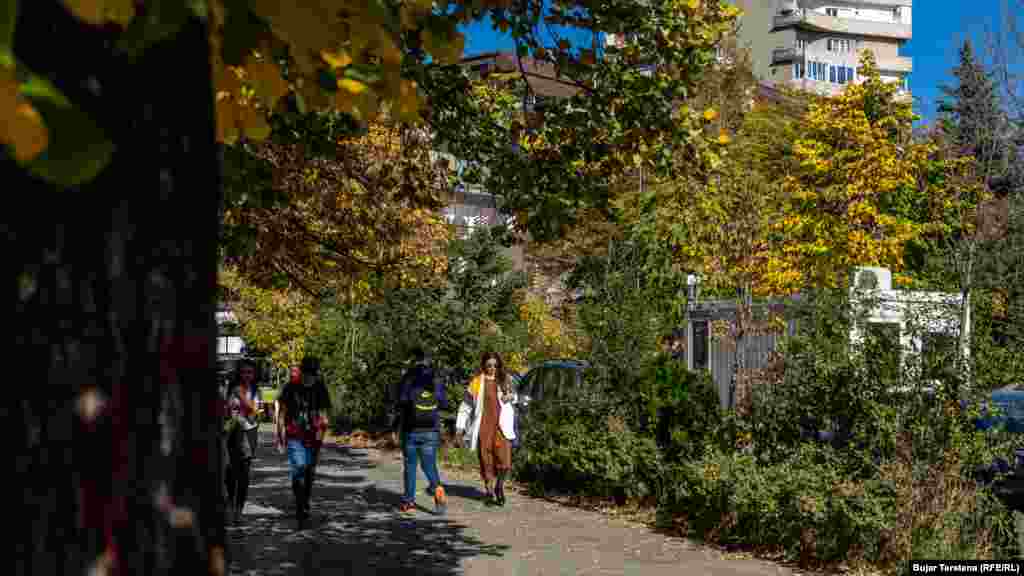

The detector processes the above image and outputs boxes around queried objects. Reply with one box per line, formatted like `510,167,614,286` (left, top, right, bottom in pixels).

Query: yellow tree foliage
224,121,452,300
657,52,968,297
517,292,578,365
770,52,949,292
219,266,316,368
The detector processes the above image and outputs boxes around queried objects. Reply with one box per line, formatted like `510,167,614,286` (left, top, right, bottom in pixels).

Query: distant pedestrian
277,356,331,525
224,359,260,524
456,351,517,507
274,366,301,454
395,346,448,514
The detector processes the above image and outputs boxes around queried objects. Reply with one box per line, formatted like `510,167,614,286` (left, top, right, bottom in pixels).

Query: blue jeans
287,439,319,484
402,430,442,504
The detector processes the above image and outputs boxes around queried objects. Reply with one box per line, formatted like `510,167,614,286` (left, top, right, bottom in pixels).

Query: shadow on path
228,431,510,575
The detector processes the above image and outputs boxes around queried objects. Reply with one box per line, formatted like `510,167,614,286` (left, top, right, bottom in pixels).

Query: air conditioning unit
851,266,892,291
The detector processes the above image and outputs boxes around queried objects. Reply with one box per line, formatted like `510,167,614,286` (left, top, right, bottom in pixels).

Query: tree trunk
958,242,975,391
11,3,225,574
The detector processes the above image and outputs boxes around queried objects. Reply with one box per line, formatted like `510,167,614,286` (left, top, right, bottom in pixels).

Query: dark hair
231,358,260,397
480,351,509,393
301,356,320,374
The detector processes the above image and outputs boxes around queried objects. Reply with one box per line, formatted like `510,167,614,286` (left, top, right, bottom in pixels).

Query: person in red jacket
277,357,331,525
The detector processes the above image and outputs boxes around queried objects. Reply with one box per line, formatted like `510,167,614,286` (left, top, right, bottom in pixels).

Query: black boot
495,472,506,507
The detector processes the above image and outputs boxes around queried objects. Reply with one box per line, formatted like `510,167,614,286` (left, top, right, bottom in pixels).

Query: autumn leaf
703,108,719,122
338,78,368,95
0,69,48,162
62,0,135,26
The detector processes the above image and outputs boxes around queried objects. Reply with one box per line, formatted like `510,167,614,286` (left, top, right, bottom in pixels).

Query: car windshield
978,391,1024,434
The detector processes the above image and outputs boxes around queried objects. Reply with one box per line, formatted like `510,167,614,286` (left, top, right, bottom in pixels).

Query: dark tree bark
10,2,225,574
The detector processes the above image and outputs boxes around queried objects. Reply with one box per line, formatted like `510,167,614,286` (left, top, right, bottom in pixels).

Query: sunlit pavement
227,428,794,576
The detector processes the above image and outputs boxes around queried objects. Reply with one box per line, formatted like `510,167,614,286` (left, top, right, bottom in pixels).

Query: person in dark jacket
277,356,331,525
396,347,448,514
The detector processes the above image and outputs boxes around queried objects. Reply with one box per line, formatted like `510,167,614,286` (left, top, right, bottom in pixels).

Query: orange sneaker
434,486,448,515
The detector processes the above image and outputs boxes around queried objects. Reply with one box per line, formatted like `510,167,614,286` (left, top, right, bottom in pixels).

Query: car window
519,369,541,401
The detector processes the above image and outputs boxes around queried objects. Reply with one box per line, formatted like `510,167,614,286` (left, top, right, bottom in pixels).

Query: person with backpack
277,356,331,525
395,347,448,514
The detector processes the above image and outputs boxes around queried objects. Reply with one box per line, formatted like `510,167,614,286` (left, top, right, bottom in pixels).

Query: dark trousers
226,428,258,511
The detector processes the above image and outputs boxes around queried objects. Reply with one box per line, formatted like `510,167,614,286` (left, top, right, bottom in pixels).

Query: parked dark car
973,386,1024,509
513,359,590,447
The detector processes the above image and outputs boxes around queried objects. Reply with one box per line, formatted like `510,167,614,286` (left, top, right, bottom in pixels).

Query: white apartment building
736,0,912,97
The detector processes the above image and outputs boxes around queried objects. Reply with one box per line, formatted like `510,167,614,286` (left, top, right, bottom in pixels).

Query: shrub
636,355,727,460
513,396,663,503
658,443,899,565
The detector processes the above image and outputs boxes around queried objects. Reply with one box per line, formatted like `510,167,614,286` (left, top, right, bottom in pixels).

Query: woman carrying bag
455,352,517,506
224,359,260,524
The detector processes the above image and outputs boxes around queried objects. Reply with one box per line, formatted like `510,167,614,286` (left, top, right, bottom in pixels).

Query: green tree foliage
306,226,528,429
938,40,1019,196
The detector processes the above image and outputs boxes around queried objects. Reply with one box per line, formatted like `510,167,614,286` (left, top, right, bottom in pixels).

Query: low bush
637,355,727,460
513,397,663,504
657,443,897,565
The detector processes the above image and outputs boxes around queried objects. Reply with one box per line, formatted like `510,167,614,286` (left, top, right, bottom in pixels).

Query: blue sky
903,2,1009,124
462,3,1013,126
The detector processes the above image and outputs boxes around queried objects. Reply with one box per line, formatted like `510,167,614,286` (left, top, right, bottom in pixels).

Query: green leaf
19,73,114,187
343,64,382,85
116,0,193,62
1,0,17,48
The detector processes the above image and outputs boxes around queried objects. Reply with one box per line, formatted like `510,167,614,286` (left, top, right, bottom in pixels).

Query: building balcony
771,46,804,64
878,55,913,74
773,8,911,40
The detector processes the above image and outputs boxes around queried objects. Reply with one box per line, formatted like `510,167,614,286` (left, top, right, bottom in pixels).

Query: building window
793,61,804,79
827,38,851,53
795,39,807,51
892,7,902,21
829,64,836,83
826,7,838,17
837,66,846,84
848,66,855,82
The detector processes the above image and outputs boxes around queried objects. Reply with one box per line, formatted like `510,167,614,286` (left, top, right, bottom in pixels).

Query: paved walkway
227,428,795,576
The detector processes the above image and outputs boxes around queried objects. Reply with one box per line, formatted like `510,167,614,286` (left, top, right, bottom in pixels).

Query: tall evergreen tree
937,39,1015,195
936,40,1024,385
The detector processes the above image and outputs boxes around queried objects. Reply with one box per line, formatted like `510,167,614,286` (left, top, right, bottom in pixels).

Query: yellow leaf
320,49,353,70
5,102,50,162
717,130,731,145
686,0,700,10
703,107,718,121
338,78,368,95
62,0,135,26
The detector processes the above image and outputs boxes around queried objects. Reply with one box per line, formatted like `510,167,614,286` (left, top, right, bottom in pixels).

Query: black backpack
404,366,439,430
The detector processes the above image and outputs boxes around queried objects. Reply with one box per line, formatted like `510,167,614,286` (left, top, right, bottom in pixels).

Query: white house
682,266,968,408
